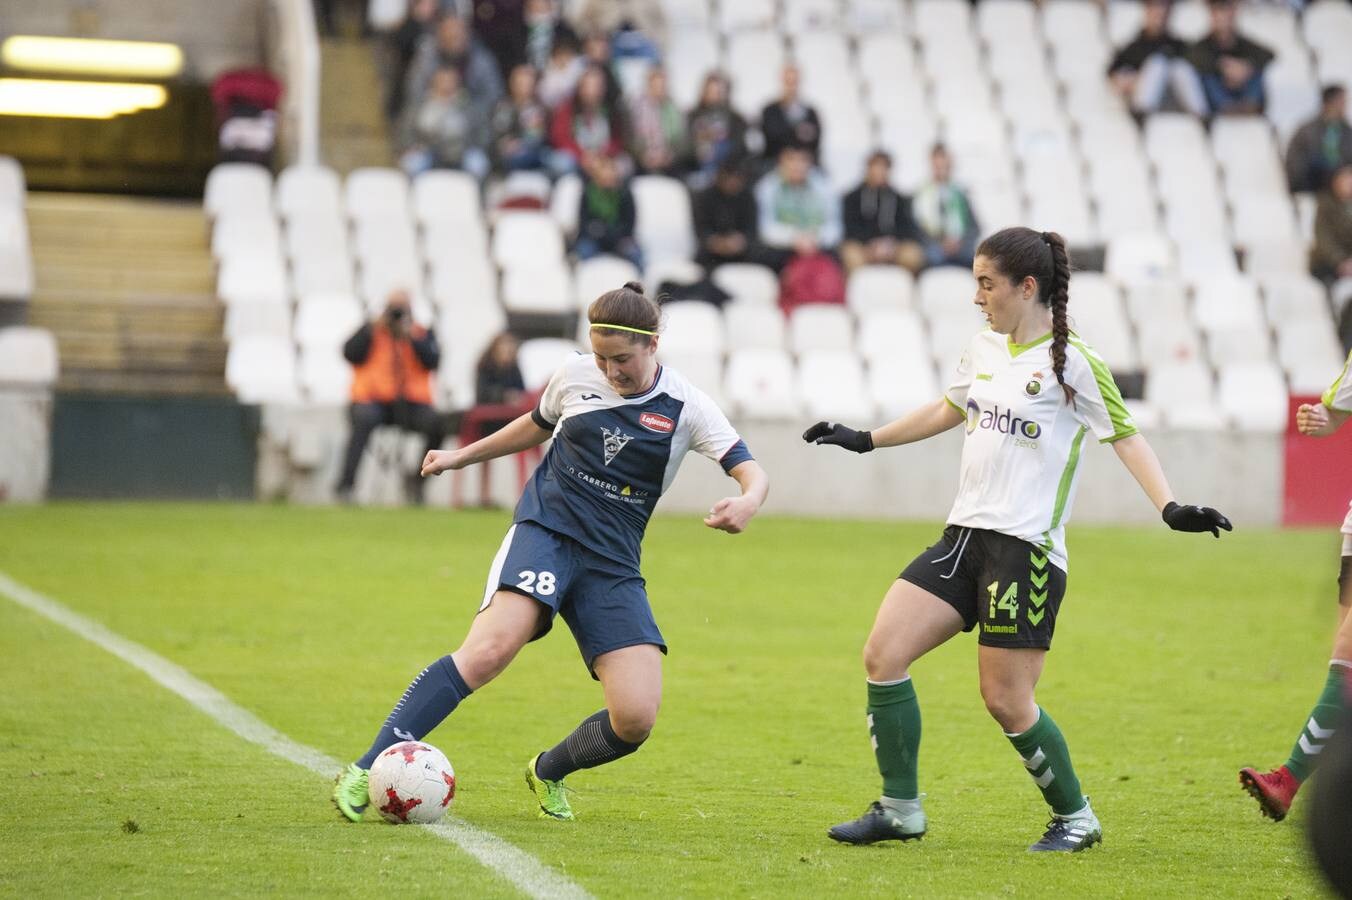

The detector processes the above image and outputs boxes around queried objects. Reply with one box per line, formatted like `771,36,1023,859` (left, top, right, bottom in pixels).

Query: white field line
0,570,591,900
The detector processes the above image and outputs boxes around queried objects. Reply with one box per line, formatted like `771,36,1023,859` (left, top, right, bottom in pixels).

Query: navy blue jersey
515,353,753,568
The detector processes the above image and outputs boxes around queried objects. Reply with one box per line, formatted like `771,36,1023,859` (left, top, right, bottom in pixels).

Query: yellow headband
589,322,657,336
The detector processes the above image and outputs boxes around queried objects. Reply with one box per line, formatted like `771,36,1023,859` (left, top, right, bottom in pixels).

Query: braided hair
975,226,1073,401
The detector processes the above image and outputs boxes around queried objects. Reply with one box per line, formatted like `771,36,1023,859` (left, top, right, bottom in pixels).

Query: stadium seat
846,266,916,314
285,213,351,264
437,302,507,409
1205,324,1275,369
204,162,272,220
275,165,343,221
500,263,573,314
574,255,642,311
783,0,843,35
869,353,943,419
0,205,29,302
211,211,282,262
631,176,696,266
857,308,930,364
1144,359,1226,429
1135,313,1205,366
1106,233,1175,282
0,156,24,209
292,255,356,297
1243,238,1309,276
412,170,482,227
298,346,353,404
913,0,975,42
847,0,908,35
1042,0,1104,48
1067,274,1138,371
549,172,583,239
1177,238,1240,279
644,257,705,297
977,0,1041,46
723,301,787,352
224,300,292,343
1263,60,1321,142
518,338,583,390
918,266,975,319
225,335,300,404
711,263,779,308
1231,194,1299,247
1191,275,1266,332
658,349,724,403
294,291,364,351
788,304,854,355
927,315,980,372
1259,274,1331,324
427,253,497,312
421,218,489,263
0,326,58,386
968,183,1024,239
217,254,289,305
492,211,565,269
1122,277,1192,328
724,348,800,420
665,29,720,110
344,167,411,223
658,0,711,30
718,0,776,34
1218,363,1289,432
1276,319,1342,381
727,31,785,119
658,300,725,357
797,351,875,421
1106,0,1143,47
1168,0,1210,41
357,255,424,310
857,34,919,88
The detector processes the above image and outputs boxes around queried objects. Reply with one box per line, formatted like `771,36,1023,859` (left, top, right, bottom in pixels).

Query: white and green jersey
943,330,1138,573
1322,349,1352,537
1323,347,1352,414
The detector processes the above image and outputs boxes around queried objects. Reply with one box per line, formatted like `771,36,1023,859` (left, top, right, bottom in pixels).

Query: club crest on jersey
1025,373,1044,397
639,412,674,434
601,426,634,465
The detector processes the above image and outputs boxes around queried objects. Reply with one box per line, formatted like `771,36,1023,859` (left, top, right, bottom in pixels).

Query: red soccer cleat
1239,765,1300,821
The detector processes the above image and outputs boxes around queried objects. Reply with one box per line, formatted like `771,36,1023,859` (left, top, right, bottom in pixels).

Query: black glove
1162,501,1233,538
802,421,873,453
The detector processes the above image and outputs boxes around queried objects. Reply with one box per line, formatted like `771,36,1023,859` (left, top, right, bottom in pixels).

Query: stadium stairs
25,193,226,396
320,36,394,174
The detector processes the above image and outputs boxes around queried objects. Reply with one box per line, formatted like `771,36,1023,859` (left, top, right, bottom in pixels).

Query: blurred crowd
370,0,1351,303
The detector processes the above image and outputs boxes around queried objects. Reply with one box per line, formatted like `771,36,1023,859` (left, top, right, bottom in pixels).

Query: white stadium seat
1205,324,1274,369
344,167,411,222
517,338,583,390
275,164,342,221
660,301,726,357
1192,275,1266,332
1218,363,1289,432
501,263,573,315
549,172,583,239
788,304,854,355
298,346,353,404
226,335,300,404
0,155,25,208
1260,274,1331,324
644,258,705,297
285,213,351,264
205,163,272,220
918,267,975,319
217,253,289,305
1106,233,1175,282
724,348,800,420
224,300,292,343
846,266,916,314
438,302,507,409
412,170,482,227
712,263,779,308
574,255,642,312
723,301,787,352
1145,359,1226,430
492,212,565,269
294,291,364,351
0,326,58,386
726,31,785,119
797,351,875,421
427,253,496,311
857,309,930,364
291,255,355,297
869,353,942,419
632,176,697,266
211,212,282,262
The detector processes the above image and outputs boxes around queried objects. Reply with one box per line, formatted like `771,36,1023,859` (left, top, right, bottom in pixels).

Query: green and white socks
867,677,926,833
1283,661,1351,783
1005,707,1091,819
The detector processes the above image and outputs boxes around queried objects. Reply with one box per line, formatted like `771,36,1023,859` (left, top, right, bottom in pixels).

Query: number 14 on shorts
517,570,557,596
988,581,1019,620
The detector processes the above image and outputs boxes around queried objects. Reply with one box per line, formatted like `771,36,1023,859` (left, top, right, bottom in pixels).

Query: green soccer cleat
333,763,369,822
525,753,574,820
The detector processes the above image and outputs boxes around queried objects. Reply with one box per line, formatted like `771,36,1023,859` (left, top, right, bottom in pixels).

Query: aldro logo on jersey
601,426,634,465
966,399,1041,446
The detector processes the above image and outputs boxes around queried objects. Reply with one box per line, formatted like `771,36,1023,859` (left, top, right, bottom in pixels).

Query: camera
388,306,407,322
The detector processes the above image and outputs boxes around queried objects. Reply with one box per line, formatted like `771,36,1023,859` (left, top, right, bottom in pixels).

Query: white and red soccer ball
367,740,456,824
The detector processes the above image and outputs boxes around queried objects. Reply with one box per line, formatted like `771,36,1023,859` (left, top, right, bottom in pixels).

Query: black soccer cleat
1028,816,1102,852
827,801,926,845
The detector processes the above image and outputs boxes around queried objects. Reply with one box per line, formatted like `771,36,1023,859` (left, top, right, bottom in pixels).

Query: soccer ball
367,740,456,824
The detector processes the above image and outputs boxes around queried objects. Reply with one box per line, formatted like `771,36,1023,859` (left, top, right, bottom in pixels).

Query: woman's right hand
421,449,463,476
1297,403,1331,436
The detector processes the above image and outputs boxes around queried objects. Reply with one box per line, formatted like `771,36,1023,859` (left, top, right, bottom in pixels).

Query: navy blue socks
357,655,472,769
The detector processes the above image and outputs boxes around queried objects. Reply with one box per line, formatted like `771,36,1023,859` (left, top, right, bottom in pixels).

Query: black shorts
899,525,1068,650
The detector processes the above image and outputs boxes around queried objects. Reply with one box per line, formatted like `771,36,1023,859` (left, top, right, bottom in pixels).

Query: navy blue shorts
481,521,666,676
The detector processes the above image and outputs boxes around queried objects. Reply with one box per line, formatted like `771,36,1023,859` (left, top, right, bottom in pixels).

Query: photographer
335,290,445,504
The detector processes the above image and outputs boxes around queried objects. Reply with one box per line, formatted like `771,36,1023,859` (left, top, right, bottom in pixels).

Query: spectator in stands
1287,85,1352,194
572,0,666,51
627,68,686,176
575,154,642,268
491,64,549,172
693,158,763,272
1106,0,1208,117
383,0,440,120
755,145,842,272
397,65,490,178
760,65,822,167
549,64,624,175
459,332,530,508
469,0,528,81
582,32,624,110
1187,0,1274,117
686,72,749,190
841,150,926,275
912,144,980,269
336,290,444,505
538,31,585,110
1312,164,1352,286
523,0,578,73
406,14,504,126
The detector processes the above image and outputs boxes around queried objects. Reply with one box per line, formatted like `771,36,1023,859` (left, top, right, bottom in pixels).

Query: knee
980,682,1035,733
453,637,517,688
862,636,908,683
609,704,658,744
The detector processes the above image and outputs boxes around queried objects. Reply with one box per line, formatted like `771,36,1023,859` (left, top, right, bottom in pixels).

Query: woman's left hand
704,496,758,534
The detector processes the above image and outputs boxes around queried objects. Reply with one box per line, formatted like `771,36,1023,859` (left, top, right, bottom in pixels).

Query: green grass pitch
0,503,1340,897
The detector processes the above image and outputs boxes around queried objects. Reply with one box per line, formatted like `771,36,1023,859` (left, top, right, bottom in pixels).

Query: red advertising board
1284,395,1352,526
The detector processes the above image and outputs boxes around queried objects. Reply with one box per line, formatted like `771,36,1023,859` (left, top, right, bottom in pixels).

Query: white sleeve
1065,342,1138,443
943,344,975,414
532,364,569,429
1323,348,1352,413
686,390,754,471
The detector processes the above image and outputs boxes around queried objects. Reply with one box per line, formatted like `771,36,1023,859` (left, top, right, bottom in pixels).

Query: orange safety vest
349,325,435,405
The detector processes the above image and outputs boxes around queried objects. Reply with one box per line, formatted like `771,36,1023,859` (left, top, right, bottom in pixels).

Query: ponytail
1042,231,1072,401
